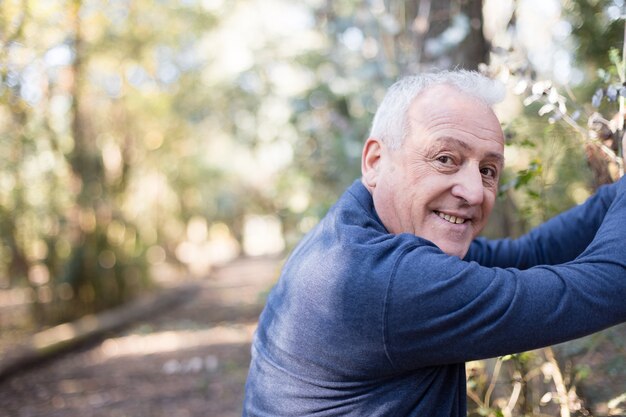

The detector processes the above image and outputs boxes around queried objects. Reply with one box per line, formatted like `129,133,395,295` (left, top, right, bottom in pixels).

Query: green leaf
609,47,622,67
513,160,542,190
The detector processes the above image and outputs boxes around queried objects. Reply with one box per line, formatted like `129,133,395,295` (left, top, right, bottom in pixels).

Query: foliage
566,0,625,71
470,1,626,415
0,0,226,324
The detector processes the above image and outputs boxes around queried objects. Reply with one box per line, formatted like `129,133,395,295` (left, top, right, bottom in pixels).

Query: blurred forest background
2,0,626,415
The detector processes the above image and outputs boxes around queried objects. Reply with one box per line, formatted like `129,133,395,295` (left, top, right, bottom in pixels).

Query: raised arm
464,182,618,269
386,177,626,369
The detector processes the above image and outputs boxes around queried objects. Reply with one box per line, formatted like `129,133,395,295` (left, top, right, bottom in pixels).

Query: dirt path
0,256,281,417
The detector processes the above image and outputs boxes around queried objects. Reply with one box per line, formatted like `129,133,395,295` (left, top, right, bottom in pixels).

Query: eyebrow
434,137,504,166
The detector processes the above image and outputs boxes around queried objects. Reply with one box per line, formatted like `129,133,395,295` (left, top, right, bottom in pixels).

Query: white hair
369,70,506,149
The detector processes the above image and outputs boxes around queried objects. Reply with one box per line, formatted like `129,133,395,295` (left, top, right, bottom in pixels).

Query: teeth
437,211,466,224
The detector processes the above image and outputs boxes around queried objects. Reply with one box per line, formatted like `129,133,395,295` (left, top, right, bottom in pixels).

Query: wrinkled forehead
407,83,504,146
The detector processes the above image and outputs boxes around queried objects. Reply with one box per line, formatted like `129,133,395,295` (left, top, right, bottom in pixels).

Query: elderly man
242,70,626,416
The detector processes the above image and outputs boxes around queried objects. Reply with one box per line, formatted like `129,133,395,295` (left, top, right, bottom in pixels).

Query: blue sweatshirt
243,178,626,416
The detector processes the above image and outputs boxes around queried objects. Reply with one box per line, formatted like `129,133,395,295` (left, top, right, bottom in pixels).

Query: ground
1,255,625,416
0,256,282,417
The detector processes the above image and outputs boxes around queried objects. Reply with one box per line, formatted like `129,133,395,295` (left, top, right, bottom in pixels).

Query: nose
451,166,484,206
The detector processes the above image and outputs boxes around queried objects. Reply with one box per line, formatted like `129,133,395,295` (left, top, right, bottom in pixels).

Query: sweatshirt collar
346,179,387,232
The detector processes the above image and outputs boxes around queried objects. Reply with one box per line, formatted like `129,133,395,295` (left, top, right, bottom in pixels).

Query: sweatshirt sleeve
464,181,618,269
384,177,626,370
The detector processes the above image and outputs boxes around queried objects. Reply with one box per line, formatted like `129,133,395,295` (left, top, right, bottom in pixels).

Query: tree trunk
408,0,489,69
457,0,489,69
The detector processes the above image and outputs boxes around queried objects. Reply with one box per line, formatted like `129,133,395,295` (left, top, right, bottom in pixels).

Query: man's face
362,84,505,258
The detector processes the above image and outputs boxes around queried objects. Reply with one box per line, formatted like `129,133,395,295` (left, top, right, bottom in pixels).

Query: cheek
407,160,436,179
482,190,498,216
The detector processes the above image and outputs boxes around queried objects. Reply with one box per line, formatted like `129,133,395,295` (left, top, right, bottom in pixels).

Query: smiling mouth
435,210,468,225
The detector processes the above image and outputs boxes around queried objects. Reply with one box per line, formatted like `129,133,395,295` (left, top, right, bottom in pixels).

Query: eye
480,166,498,178
436,155,454,164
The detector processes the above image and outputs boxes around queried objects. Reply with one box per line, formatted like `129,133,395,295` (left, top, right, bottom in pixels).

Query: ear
361,137,383,188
